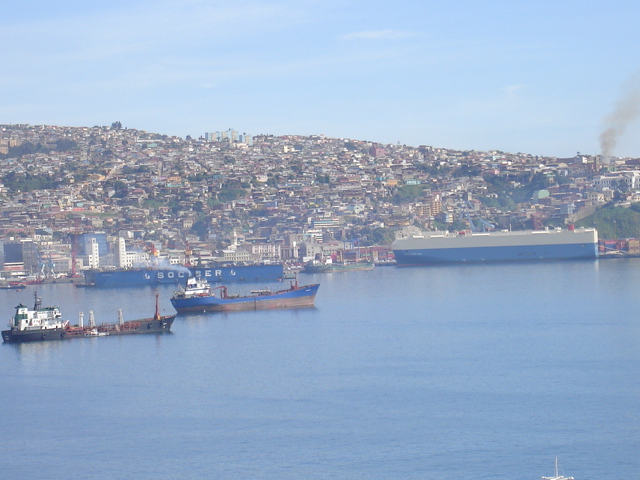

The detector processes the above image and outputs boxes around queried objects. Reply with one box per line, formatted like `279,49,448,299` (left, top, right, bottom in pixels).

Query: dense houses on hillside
0,123,638,279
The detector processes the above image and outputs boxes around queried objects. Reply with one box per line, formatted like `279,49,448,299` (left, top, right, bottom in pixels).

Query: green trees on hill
216,188,246,203
392,184,424,204
483,171,552,204
1,139,78,158
577,203,640,239
2,171,62,192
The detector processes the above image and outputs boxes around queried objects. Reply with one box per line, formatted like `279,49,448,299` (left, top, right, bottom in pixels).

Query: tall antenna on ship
154,292,160,320
33,291,41,311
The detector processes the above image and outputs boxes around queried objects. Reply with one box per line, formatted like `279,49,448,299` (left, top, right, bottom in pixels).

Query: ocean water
1,260,639,480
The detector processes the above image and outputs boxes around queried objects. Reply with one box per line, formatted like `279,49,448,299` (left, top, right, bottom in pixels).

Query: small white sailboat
542,457,574,480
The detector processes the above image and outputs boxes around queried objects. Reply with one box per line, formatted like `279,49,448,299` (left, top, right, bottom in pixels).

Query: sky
2,0,640,158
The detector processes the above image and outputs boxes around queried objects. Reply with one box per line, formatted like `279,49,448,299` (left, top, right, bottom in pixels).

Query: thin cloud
340,29,419,41
504,84,526,101
2,1,296,63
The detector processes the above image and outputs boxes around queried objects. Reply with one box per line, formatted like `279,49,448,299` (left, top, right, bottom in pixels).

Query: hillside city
1,122,639,280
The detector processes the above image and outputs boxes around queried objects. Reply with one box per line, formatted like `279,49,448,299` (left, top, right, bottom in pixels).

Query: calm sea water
1,260,639,480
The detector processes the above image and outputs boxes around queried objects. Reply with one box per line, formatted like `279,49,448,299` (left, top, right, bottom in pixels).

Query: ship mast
33,291,41,311
154,292,160,320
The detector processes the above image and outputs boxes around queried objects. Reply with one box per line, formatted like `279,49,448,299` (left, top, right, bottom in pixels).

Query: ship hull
2,327,67,343
392,229,598,265
2,318,175,342
84,265,284,287
303,262,375,273
171,284,319,313
64,316,175,337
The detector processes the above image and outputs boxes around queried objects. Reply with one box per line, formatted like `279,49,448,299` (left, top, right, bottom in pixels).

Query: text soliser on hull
83,264,285,287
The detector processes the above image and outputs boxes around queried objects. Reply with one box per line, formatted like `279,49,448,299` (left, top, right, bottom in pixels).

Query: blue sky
3,0,640,158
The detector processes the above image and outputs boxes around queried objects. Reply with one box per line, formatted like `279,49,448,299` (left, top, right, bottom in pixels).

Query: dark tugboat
2,293,68,343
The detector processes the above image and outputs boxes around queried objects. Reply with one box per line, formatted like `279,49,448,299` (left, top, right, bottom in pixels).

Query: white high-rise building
88,238,100,268
116,237,127,268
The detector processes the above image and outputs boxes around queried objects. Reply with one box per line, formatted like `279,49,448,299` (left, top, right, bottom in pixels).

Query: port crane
459,200,494,232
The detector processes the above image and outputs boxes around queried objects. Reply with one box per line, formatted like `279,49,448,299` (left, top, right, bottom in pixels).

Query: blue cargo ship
392,227,598,265
170,276,319,313
83,264,285,287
